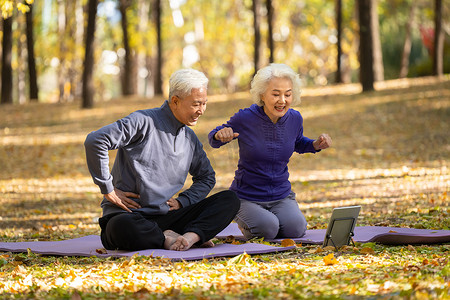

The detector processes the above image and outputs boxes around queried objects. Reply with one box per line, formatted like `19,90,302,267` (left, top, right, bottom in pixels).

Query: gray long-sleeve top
84,100,216,217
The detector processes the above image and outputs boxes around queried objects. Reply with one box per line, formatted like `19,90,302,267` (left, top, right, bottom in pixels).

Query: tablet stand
324,216,357,251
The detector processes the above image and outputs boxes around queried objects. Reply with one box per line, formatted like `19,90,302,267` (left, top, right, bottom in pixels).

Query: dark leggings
99,190,240,251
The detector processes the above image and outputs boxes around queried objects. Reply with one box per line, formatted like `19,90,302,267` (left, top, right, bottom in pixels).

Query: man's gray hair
250,63,302,106
168,69,208,102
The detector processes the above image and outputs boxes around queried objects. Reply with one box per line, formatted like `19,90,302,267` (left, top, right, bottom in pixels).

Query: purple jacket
208,104,318,202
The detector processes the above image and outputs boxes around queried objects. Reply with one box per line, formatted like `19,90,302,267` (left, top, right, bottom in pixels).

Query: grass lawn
0,76,449,299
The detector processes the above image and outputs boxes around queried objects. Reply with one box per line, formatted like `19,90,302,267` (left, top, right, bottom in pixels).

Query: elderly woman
208,63,332,240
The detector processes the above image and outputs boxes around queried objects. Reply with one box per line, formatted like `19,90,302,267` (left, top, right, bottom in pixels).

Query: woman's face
261,77,293,123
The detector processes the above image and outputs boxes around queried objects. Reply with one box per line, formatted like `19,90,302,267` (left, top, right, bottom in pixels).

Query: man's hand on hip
167,197,181,211
104,188,141,212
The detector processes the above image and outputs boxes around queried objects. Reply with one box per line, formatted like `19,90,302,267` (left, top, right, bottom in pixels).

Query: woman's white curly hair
250,63,302,106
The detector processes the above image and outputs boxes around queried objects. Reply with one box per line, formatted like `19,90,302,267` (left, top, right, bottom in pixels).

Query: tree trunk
145,55,155,97
17,14,27,104
119,0,137,95
82,0,98,108
433,0,444,76
252,0,262,75
335,0,343,83
266,0,274,63
371,0,384,81
1,16,13,104
137,0,150,96
26,3,39,101
71,0,84,100
358,0,375,91
57,0,67,102
399,2,416,78
154,0,163,95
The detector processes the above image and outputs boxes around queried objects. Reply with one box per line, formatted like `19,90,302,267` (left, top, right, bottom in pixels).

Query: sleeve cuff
100,181,115,195
176,195,189,208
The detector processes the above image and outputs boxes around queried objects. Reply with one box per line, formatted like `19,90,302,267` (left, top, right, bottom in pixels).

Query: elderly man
85,69,239,251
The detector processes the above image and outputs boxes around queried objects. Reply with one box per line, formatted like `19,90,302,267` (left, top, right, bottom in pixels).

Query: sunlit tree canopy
0,0,33,18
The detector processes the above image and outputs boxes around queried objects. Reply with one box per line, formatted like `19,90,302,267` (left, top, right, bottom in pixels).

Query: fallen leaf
340,245,353,252
225,235,236,243
323,246,336,251
281,239,296,247
96,248,107,254
323,253,338,265
314,247,324,253
388,230,398,233
360,247,375,254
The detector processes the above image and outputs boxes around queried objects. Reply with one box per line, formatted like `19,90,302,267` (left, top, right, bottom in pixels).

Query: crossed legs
99,190,239,251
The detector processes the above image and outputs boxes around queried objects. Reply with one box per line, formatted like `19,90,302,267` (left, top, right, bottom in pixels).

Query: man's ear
171,95,179,105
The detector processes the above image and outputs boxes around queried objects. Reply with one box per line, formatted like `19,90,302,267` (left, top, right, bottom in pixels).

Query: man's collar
161,100,185,130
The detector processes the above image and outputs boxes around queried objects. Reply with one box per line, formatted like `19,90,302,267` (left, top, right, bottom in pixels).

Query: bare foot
163,230,183,250
163,231,202,251
174,232,201,251
200,240,215,248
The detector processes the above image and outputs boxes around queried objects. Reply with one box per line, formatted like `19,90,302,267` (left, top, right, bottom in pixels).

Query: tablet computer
322,205,361,248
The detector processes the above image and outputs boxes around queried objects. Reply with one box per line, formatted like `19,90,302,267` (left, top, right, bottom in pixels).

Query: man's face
171,87,207,126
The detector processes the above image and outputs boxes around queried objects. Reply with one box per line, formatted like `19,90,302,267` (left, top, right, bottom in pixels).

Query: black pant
99,190,240,251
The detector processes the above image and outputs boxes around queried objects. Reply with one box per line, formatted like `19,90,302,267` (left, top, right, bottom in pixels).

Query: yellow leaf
227,252,256,267
323,253,338,265
360,247,375,254
281,239,296,247
17,3,30,14
308,247,324,254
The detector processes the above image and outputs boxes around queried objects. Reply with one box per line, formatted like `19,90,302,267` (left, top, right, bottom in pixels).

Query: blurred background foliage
0,0,449,104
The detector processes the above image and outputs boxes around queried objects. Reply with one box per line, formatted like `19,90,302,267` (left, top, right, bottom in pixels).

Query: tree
119,0,137,95
266,0,274,63
17,13,26,104
252,0,263,74
358,0,375,91
399,2,416,78
154,0,163,95
57,0,67,102
335,0,343,83
25,2,38,101
371,0,384,81
1,15,13,104
136,0,151,96
82,0,98,108
67,0,84,101
433,0,444,76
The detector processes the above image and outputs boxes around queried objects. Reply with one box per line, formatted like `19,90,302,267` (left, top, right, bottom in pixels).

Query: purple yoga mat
217,223,450,245
0,235,294,260
1,224,448,260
